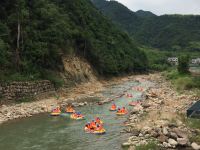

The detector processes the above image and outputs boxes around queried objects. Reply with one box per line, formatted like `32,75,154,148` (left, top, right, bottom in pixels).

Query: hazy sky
116,0,200,15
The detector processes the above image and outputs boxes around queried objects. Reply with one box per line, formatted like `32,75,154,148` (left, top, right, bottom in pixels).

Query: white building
167,57,178,65
191,58,200,65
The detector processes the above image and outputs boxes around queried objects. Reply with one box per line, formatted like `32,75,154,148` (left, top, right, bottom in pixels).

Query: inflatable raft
50,112,61,116
65,110,75,114
116,111,128,116
109,107,117,111
84,128,106,134
93,129,106,134
70,114,85,120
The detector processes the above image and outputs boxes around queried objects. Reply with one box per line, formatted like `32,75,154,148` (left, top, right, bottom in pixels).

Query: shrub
41,71,64,89
17,96,35,103
174,77,193,90
135,141,159,150
163,70,200,91
178,55,190,74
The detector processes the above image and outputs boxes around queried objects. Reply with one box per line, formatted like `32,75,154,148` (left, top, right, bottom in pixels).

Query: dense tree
0,0,148,81
92,0,200,51
178,55,190,74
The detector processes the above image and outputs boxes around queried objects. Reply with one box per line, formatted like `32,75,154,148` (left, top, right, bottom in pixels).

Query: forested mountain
135,10,156,18
0,0,148,81
91,0,142,34
92,0,200,51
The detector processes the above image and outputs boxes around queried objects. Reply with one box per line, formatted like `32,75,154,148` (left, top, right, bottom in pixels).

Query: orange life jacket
121,108,126,113
111,104,116,109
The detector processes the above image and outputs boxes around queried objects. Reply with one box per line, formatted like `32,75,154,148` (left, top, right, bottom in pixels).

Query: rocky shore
1,73,200,150
123,74,200,150
0,74,138,124
0,81,104,124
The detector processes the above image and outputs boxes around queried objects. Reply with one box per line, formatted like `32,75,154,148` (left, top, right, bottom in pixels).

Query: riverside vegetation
0,1,200,150
92,0,200,52
0,0,148,84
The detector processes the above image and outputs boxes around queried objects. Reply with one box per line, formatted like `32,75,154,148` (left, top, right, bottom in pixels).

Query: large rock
173,128,188,139
177,138,189,146
169,132,178,140
163,142,169,148
142,103,151,109
122,142,131,147
131,110,139,114
191,142,200,150
176,120,183,126
130,129,140,136
163,127,169,135
150,131,159,138
158,134,168,143
168,138,178,147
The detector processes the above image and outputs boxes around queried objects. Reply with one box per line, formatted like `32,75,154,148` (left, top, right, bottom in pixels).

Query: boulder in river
191,142,200,150
122,142,131,147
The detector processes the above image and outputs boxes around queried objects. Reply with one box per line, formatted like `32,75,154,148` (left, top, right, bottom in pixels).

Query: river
0,80,152,150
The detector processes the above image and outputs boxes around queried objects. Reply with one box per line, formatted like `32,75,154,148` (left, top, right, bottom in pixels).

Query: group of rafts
50,105,105,134
50,86,144,135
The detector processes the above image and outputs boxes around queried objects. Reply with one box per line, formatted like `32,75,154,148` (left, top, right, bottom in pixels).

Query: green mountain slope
135,10,156,18
0,0,148,80
92,0,142,34
92,0,200,51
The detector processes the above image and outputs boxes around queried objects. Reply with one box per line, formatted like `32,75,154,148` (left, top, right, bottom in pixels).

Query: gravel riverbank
0,74,141,124
1,73,200,150
0,81,105,124
123,74,200,150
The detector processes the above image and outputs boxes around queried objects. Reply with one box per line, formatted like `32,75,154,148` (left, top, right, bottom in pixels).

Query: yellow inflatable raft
70,114,85,120
50,112,61,116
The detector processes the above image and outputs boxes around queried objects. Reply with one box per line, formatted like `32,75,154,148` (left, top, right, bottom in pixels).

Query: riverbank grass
186,118,200,144
17,96,35,103
163,70,200,92
135,141,160,150
179,113,200,144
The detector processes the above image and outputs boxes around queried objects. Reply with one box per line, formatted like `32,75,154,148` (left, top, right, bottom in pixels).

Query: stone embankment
0,80,55,101
0,81,104,124
0,55,103,124
123,74,200,150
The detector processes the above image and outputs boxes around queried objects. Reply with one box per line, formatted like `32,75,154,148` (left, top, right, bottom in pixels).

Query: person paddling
117,108,121,113
95,117,102,124
121,107,126,113
66,105,75,113
111,103,116,109
53,106,61,113
95,124,103,131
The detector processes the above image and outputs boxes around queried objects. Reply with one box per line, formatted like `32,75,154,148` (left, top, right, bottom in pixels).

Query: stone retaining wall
0,80,55,101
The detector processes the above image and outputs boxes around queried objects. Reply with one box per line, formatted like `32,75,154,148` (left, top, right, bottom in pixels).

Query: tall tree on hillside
15,0,28,70
178,55,190,74
1,0,28,71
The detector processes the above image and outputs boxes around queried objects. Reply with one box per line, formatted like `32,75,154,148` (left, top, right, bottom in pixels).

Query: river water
0,80,152,150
